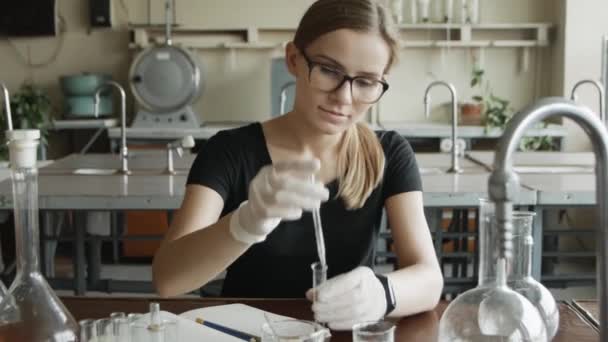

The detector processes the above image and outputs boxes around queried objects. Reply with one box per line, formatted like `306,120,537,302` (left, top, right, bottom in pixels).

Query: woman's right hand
230,159,330,244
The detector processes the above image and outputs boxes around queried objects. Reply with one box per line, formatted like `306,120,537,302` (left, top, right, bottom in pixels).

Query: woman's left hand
306,266,386,330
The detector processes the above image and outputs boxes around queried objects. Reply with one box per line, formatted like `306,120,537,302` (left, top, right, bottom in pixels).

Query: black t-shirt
187,123,422,298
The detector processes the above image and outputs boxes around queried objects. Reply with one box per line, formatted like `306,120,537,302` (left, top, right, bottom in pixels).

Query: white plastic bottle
389,0,404,24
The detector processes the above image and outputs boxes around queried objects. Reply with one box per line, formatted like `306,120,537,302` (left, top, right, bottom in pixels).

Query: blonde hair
293,0,399,209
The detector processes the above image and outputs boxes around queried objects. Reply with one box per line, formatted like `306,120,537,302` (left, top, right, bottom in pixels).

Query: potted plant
0,82,52,159
459,67,485,125
466,67,554,151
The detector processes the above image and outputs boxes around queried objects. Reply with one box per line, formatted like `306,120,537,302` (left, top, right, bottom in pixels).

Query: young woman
153,0,443,330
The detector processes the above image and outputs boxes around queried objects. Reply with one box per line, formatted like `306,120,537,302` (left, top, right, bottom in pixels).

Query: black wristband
375,273,396,316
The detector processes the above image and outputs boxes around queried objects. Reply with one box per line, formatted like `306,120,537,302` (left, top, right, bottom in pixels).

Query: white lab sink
71,168,188,176
513,165,594,174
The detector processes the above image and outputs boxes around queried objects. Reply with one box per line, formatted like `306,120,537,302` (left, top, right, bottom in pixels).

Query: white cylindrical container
417,0,431,22
444,0,454,22
389,0,404,24
469,0,479,23
7,129,40,169
410,0,418,23
432,0,443,23
457,0,468,23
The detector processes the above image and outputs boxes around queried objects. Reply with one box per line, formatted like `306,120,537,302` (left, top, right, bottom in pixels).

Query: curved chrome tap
489,97,608,340
94,81,130,175
279,81,295,115
424,81,461,173
570,79,605,125
1,83,13,132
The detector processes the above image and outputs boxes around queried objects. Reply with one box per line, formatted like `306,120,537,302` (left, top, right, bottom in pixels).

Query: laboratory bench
0,151,600,297
106,122,568,153
58,296,599,342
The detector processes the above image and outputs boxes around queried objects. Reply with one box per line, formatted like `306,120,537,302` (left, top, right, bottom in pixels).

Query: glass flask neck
510,213,535,280
11,167,40,277
478,211,498,286
478,201,535,285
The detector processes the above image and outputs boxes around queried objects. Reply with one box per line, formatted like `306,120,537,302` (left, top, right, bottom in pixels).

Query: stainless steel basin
418,167,445,175
513,165,594,174
73,168,118,175
71,168,188,176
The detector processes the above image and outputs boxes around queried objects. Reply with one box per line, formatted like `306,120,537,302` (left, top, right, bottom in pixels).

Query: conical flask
0,129,77,341
508,212,559,339
438,199,547,341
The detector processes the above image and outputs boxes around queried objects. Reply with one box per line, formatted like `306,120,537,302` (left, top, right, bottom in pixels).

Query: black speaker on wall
0,0,57,37
90,0,112,27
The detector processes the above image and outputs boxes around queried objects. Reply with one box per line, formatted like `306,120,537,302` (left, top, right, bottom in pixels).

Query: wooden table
61,297,599,341
571,300,600,331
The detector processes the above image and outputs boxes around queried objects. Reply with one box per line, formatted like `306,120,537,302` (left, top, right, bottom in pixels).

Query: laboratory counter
59,297,598,342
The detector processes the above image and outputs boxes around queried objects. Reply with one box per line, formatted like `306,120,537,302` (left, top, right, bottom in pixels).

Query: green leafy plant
0,82,52,160
470,67,554,151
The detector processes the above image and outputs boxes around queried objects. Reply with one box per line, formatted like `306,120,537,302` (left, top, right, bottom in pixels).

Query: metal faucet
94,81,130,175
488,97,608,341
570,79,606,125
279,81,295,115
165,135,194,175
424,81,461,173
1,83,13,132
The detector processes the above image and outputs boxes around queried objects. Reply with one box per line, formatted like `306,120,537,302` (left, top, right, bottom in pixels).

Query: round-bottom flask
438,200,548,341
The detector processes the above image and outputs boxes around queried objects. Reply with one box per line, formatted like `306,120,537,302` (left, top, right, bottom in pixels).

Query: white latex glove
230,159,329,244
307,266,387,331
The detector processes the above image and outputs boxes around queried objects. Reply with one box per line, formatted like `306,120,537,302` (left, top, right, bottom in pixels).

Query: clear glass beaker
261,319,330,342
437,199,548,341
509,212,559,339
130,319,177,342
0,130,78,341
353,320,395,342
79,319,97,342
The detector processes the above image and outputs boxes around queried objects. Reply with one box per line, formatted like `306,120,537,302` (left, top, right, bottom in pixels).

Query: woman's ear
285,42,299,77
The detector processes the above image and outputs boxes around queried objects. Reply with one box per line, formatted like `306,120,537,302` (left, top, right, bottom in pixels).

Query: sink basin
73,168,118,175
419,167,444,175
71,168,188,176
513,165,594,174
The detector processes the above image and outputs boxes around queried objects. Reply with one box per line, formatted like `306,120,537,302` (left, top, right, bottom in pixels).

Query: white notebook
136,304,293,341
180,303,294,338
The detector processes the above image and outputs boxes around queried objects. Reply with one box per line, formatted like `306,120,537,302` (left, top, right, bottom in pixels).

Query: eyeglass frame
299,49,390,104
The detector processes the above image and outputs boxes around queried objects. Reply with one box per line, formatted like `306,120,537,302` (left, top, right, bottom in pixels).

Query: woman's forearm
152,213,250,297
386,263,443,317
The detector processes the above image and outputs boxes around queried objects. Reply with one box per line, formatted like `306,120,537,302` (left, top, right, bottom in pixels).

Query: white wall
0,0,601,156
560,0,608,151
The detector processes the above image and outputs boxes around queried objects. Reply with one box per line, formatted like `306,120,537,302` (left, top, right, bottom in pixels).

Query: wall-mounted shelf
128,23,553,50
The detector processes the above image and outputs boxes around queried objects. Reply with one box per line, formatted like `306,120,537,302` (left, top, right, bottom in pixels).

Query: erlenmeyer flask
438,199,547,341
508,212,559,339
0,129,78,341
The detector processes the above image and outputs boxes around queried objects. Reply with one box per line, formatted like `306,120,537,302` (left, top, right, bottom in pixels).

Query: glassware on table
130,318,177,342
437,199,548,341
113,317,131,342
129,302,178,342
0,129,78,341
79,319,97,342
352,320,395,342
96,318,113,340
508,211,559,339
261,319,330,342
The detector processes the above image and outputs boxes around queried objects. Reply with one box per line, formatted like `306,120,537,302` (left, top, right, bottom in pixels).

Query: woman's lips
319,106,349,118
